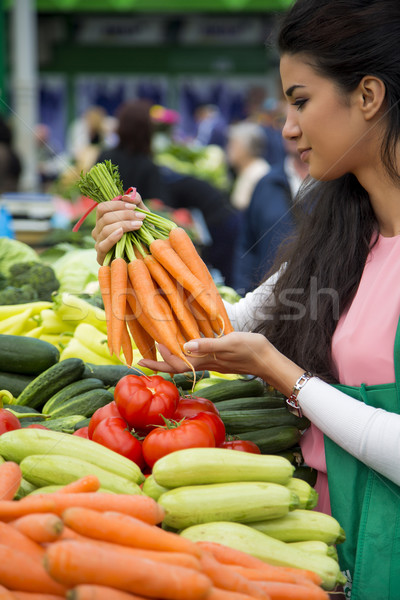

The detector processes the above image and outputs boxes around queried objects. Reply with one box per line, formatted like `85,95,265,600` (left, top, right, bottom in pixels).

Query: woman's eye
292,99,308,110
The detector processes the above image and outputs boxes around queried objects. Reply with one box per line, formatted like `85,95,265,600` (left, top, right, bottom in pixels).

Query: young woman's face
280,54,369,181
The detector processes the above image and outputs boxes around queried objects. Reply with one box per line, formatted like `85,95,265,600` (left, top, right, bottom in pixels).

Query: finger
138,359,176,373
183,337,221,356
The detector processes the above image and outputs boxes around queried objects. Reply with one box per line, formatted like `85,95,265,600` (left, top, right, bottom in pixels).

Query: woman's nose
282,109,301,141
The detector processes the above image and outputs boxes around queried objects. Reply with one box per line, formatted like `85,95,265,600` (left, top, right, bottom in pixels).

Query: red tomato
73,426,90,438
24,424,48,430
188,411,226,447
114,374,179,430
219,439,261,454
142,419,215,468
92,416,144,468
173,397,219,420
88,401,122,439
0,409,21,435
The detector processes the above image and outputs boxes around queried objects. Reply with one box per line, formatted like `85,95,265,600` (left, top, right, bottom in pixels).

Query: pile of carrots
0,460,331,600
78,161,234,372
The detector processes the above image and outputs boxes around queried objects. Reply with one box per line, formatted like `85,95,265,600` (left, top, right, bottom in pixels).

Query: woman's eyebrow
285,84,306,97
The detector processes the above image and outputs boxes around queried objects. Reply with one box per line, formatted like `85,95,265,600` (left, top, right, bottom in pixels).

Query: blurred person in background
232,137,308,294
194,104,227,149
35,123,66,192
97,99,164,201
0,116,22,194
67,105,114,169
226,121,270,211
257,97,287,168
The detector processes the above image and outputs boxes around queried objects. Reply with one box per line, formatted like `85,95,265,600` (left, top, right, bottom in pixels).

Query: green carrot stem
124,234,137,262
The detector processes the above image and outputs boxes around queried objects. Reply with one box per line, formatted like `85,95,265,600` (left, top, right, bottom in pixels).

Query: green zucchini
219,408,310,435
15,358,85,409
0,428,144,484
42,378,107,416
0,371,35,397
180,521,346,590
81,363,145,387
0,335,60,375
28,485,115,495
159,481,299,530
192,378,265,402
13,477,37,500
216,396,287,411
286,477,318,509
43,414,87,434
236,426,302,454
152,447,294,488
20,454,143,495
46,388,114,419
142,474,169,501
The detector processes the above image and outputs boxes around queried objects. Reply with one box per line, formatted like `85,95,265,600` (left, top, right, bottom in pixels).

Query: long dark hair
260,0,400,382
117,99,154,155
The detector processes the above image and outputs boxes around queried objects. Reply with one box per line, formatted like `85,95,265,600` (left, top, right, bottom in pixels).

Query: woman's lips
300,149,311,162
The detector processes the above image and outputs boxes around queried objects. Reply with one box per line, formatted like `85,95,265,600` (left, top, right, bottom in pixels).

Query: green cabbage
52,248,99,294
0,238,39,276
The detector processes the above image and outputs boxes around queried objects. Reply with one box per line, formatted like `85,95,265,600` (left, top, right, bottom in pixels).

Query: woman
92,2,400,597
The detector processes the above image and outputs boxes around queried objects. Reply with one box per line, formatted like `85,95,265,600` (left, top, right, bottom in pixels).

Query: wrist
257,344,305,398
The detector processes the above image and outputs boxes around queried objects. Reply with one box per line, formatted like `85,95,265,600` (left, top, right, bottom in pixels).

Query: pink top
301,233,400,513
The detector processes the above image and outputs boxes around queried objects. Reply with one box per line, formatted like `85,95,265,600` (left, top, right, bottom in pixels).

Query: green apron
324,318,400,600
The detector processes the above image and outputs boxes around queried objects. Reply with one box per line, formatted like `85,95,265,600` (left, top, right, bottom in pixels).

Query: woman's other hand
92,189,148,265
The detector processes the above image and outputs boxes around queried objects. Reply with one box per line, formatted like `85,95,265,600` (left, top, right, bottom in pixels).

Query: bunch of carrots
77,161,234,374
0,460,330,600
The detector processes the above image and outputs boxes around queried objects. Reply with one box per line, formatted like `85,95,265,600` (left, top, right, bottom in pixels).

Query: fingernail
184,341,199,352
130,188,137,199
125,203,137,209
134,212,145,219
130,221,143,228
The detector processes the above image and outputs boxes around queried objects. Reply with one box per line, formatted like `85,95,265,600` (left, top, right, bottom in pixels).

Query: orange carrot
58,526,88,542
98,265,112,353
0,544,66,595
199,553,267,599
67,585,148,600
0,584,15,599
257,582,329,600
168,227,234,333
144,254,201,341
195,542,321,586
0,462,22,501
0,497,58,522
120,319,134,366
204,588,261,600
44,540,212,599
110,257,128,358
21,493,164,526
13,593,63,600
231,565,315,587
188,296,217,338
11,513,64,544
149,238,224,327
125,299,157,361
58,475,100,495
62,507,202,557
0,521,44,561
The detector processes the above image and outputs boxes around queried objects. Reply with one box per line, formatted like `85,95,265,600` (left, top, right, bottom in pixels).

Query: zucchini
285,477,318,509
0,371,35,397
152,447,294,488
288,541,339,562
216,396,286,411
219,408,310,435
47,388,113,420
13,477,37,500
42,378,106,415
158,481,299,530
180,521,346,591
82,363,145,387
15,358,85,410
142,474,169,501
250,508,346,545
192,378,266,402
236,426,302,454
20,454,143,495
43,415,87,434
0,428,144,484
28,485,115,495
0,335,60,375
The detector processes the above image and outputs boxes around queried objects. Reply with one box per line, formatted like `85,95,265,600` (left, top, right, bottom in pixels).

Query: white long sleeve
298,377,400,486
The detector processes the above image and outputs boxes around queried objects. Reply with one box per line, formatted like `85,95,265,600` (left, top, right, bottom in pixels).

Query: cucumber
0,335,60,375
192,378,266,402
250,508,346,545
219,408,310,435
180,521,346,591
15,358,85,409
82,363,145,387
5,404,47,427
5,404,40,414
42,378,106,415
216,396,287,411
20,454,143,495
172,371,210,390
285,477,318,509
158,481,299,530
236,426,302,454
43,415,87,434
48,389,113,420
0,428,144,484
73,417,91,431
0,371,35,397
152,447,294,488
293,465,318,487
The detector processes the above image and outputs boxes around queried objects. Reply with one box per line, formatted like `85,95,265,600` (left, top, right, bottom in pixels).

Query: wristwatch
286,371,314,417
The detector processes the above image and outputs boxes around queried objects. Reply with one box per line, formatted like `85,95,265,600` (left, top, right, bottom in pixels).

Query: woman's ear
357,76,386,121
